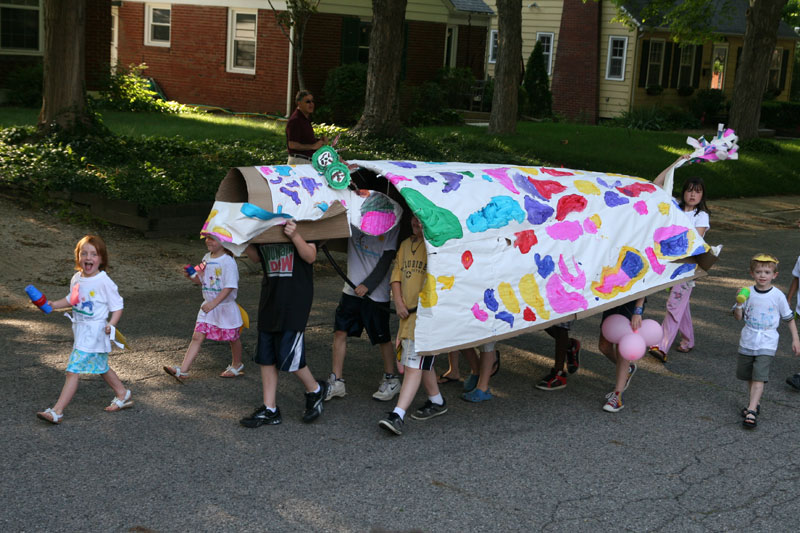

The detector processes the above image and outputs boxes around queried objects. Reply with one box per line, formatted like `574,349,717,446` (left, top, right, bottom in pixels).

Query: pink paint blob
385,172,412,185
557,255,586,290
633,200,648,215
471,303,489,322
645,247,666,275
360,211,397,236
593,271,632,295
582,217,598,234
483,168,520,194
653,225,689,242
545,276,588,314
545,220,583,242
259,166,273,176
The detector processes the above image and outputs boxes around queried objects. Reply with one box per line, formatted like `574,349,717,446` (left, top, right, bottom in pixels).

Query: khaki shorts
736,354,772,383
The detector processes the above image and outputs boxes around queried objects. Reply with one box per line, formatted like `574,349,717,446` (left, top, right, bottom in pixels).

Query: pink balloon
618,333,647,361
602,314,633,344
637,319,663,347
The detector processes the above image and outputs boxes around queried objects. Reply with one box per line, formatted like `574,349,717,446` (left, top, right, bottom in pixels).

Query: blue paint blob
660,232,689,256
390,161,417,168
275,166,293,176
415,175,437,185
597,177,622,189
467,196,526,233
301,177,321,196
270,177,283,184
690,244,706,256
280,187,301,205
484,289,499,312
495,311,515,327
285,180,299,188
481,174,493,182
535,253,555,278
316,202,329,212
620,250,644,278
524,196,554,225
241,203,292,221
670,263,696,279
604,191,629,207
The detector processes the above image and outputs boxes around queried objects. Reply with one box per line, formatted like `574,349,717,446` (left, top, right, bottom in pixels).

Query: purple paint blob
285,180,299,188
660,232,689,256
523,196,554,225
439,172,463,193
597,177,622,189
670,263,696,279
390,161,417,168
495,311,514,327
620,250,645,278
604,191,629,207
415,175,437,185
279,187,301,205
301,177,321,197
269,177,283,184
513,173,542,199
484,289,499,312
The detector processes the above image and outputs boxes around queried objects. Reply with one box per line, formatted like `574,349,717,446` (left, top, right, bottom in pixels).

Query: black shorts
254,331,306,372
333,293,391,345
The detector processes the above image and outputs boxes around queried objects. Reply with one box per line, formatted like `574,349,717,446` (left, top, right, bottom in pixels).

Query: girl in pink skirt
164,236,244,381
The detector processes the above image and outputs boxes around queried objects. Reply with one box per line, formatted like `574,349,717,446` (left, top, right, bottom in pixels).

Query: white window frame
646,38,664,87
605,35,627,81
676,44,695,87
0,0,43,55
488,29,498,64
144,3,171,47
768,47,783,88
226,8,257,75
536,32,554,75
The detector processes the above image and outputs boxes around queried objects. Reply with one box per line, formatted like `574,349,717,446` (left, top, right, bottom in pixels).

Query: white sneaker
372,375,401,401
324,373,346,401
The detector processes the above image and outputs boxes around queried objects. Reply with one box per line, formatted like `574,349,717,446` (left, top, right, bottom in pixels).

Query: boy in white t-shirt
784,254,800,390
733,254,800,428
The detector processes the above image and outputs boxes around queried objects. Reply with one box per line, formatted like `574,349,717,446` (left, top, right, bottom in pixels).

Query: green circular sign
324,162,351,190
312,146,339,173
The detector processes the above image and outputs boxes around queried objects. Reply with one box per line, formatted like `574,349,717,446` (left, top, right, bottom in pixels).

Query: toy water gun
736,287,750,304
184,262,206,279
25,285,52,314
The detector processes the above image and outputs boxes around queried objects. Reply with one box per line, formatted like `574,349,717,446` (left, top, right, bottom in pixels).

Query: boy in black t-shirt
240,219,329,427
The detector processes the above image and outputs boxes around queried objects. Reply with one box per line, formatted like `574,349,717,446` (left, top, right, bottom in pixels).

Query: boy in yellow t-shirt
378,216,447,435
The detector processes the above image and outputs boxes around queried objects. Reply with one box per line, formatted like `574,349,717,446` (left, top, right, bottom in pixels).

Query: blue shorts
255,331,307,372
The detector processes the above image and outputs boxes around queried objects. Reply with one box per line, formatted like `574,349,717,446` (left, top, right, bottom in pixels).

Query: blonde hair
750,253,778,272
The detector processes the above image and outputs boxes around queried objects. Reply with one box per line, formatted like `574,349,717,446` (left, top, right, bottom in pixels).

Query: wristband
632,306,644,315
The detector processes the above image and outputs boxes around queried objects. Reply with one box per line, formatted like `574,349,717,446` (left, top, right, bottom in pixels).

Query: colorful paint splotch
498,282,521,314
419,273,438,308
523,196,555,225
545,275,589,314
633,200,648,215
530,179,567,200
540,168,574,178
482,168,520,194
461,250,474,269
472,303,489,322
546,220,583,242
591,247,649,299
495,311,514,327
385,172,412,185
361,211,397,236
437,275,455,290
617,182,656,197
574,180,601,196
467,196,526,233
645,247,666,275
415,175,437,185
523,307,536,321
300,177,321,197
513,230,538,254
279,187,301,205
653,225,692,258
519,274,550,320
390,161,417,168
670,263,696,279
439,172,463,193
400,188,463,247
555,194,588,221
535,253,555,279
604,191,629,207
557,255,585,290
484,288,499,312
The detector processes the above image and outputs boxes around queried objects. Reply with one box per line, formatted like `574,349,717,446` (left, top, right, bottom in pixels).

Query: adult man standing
286,90,327,165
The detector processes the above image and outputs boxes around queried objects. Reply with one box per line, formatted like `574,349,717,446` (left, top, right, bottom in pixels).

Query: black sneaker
302,380,328,423
786,373,800,391
240,405,282,428
566,338,581,374
535,369,567,391
410,399,448,420
378,412,404,435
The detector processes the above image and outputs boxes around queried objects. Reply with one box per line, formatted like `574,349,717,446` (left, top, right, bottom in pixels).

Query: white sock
266,406,276,413
429,393,444,405
393,407,406,419
311,384,320,394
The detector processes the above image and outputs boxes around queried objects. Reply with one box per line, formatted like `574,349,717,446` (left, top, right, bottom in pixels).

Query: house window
227,9,257,74
767,47,782,91
710,44,728,90
605,36,627,81
0,0,41,53
488,29,498,63
536,32,553,75
646,39,664,87
145,4,170,47
677,44,695,87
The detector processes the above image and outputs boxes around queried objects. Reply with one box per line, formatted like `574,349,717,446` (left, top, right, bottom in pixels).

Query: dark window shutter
341,17,360,64
670,44,680,88
661,42,673,87
638,40,650,88
401,21,408,80
692,45,703,88
734,46,742,85
779,48,789,91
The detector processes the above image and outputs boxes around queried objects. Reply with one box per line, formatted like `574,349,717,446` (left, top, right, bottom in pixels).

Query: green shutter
670,44,680,88
341,18,360,64
661,43,673,88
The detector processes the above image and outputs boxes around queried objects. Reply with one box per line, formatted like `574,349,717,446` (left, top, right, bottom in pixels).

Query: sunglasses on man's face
303,99,314,104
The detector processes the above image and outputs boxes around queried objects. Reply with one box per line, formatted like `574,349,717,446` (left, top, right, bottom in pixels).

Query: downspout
286,25,295,117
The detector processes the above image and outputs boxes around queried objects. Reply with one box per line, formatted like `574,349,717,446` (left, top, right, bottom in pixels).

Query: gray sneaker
410,399,448,420
372,375,401,401
325,373,346,401
378,412,404,435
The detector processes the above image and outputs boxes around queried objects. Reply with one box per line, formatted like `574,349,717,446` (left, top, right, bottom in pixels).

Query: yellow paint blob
211,226,232,239
437,275,454,290
518,274,550,320
658,202,670,215
498,282,520,314
590,214,602,228
574,180,601,195
419,273,438,308
515,167,539,175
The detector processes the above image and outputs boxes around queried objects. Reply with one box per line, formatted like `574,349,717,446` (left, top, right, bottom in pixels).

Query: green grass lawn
2,106,798,201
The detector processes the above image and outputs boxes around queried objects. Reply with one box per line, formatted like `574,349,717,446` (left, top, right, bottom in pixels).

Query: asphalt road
2,198,800,532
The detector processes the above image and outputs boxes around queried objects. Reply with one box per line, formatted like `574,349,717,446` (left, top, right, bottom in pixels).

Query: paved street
1,197,799,532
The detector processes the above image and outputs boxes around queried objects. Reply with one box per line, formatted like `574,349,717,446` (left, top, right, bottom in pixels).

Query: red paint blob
616,182,656,197
529,178,567,200
523,307,537,321
555,194,588,221
540,168,574,177
461,250,474,269
513,230,538,254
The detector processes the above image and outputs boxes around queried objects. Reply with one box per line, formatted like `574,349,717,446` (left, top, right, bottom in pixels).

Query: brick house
113,0,493,116
482,0,799,123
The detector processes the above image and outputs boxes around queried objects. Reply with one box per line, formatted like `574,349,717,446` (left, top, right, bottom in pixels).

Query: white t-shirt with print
65,271,124,353
196,253,242,329
738,286,794,356
342,225,399,303
792,256,800,315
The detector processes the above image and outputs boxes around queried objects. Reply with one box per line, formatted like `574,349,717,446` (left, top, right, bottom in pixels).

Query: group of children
34,158,800,433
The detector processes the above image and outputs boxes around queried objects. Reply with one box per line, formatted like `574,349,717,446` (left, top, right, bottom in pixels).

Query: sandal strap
110,390,132,407
225,364,244,376
44,408,63,422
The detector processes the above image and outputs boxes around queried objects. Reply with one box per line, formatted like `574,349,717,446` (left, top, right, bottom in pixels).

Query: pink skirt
195,322,240,342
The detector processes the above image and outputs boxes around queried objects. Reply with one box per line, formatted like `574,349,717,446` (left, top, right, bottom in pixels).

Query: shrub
690,89,725,123
677,85,694,97
646,85,664,96
522,41,552,118
611,106,667,130
322,63,368,125
760,101,800,132
4,63,43,107
97,64,199,114
434,67,476,110
406,81,462,126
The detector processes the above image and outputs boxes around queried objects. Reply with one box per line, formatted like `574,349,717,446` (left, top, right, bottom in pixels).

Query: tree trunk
37,0,92,134
488,0,522,135
728,0,788,140
352,0,407,137
295,22,307,91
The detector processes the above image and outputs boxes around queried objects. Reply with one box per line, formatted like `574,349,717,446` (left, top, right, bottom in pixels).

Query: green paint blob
400,188,463,247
